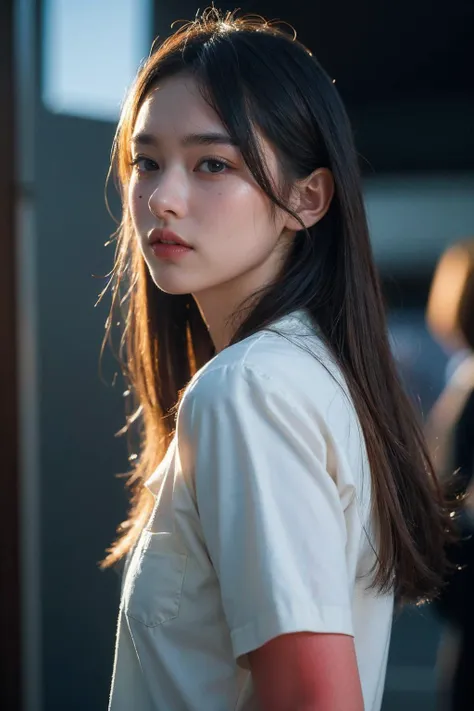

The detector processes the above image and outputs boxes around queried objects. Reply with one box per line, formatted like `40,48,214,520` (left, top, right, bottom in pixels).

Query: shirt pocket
122,530,187,628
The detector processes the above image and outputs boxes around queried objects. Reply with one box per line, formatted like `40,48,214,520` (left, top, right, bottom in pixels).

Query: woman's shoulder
181,310,351,419
176,311,370,513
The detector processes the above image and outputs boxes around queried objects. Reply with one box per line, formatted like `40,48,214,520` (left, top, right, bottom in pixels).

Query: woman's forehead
134,76,224,139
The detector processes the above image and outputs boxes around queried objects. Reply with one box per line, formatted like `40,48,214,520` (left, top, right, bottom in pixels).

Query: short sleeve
178,363,354,662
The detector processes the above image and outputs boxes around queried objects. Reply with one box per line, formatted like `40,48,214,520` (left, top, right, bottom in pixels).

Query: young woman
102,8,452,711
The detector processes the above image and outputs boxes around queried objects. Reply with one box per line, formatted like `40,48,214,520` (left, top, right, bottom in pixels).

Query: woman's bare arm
248,631,364,711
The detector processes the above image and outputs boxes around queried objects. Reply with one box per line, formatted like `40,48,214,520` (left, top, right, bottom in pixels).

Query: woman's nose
148,169,187,220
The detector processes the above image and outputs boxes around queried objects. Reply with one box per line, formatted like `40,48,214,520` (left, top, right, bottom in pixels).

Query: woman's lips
148,227,192,249
150,242,193,259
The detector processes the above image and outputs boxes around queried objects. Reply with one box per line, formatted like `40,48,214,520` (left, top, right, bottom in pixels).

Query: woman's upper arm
248,631,364,711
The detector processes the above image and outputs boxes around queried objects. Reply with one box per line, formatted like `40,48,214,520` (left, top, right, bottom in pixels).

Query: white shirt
109,309,394,711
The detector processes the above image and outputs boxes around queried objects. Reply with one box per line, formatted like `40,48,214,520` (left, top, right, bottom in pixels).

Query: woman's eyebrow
131,131,239,148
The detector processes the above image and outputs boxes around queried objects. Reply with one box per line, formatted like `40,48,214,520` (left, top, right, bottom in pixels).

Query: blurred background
1,0,473,709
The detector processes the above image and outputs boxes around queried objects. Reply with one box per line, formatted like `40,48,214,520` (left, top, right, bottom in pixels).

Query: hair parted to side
99,6,455,604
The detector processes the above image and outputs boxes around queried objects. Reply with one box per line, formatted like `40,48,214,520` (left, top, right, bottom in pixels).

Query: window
42,0,152,121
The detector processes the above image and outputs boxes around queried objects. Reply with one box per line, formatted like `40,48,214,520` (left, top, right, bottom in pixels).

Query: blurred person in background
100,8,455,711
425,239,474,711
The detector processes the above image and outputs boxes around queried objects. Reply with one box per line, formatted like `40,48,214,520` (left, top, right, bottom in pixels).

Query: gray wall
36,108,129,709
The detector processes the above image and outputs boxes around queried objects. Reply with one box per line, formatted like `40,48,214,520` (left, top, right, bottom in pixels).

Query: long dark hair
100,7,453,604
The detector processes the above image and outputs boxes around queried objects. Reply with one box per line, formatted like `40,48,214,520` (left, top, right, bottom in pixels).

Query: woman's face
128,74,294,312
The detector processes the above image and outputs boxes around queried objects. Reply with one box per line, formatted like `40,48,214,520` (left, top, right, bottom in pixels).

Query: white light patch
42,0,152,121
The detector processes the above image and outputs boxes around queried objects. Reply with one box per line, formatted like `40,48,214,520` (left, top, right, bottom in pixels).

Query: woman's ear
284,168,334,232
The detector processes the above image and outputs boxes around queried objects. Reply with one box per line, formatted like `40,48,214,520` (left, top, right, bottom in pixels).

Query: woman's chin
153,282,192,296
150,273,198,296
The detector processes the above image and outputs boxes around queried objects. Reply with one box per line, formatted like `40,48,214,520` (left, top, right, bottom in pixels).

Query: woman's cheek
128,181,144,226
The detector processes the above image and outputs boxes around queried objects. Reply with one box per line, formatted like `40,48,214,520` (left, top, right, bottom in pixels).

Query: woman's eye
198,159,230,174
131,157,158,173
